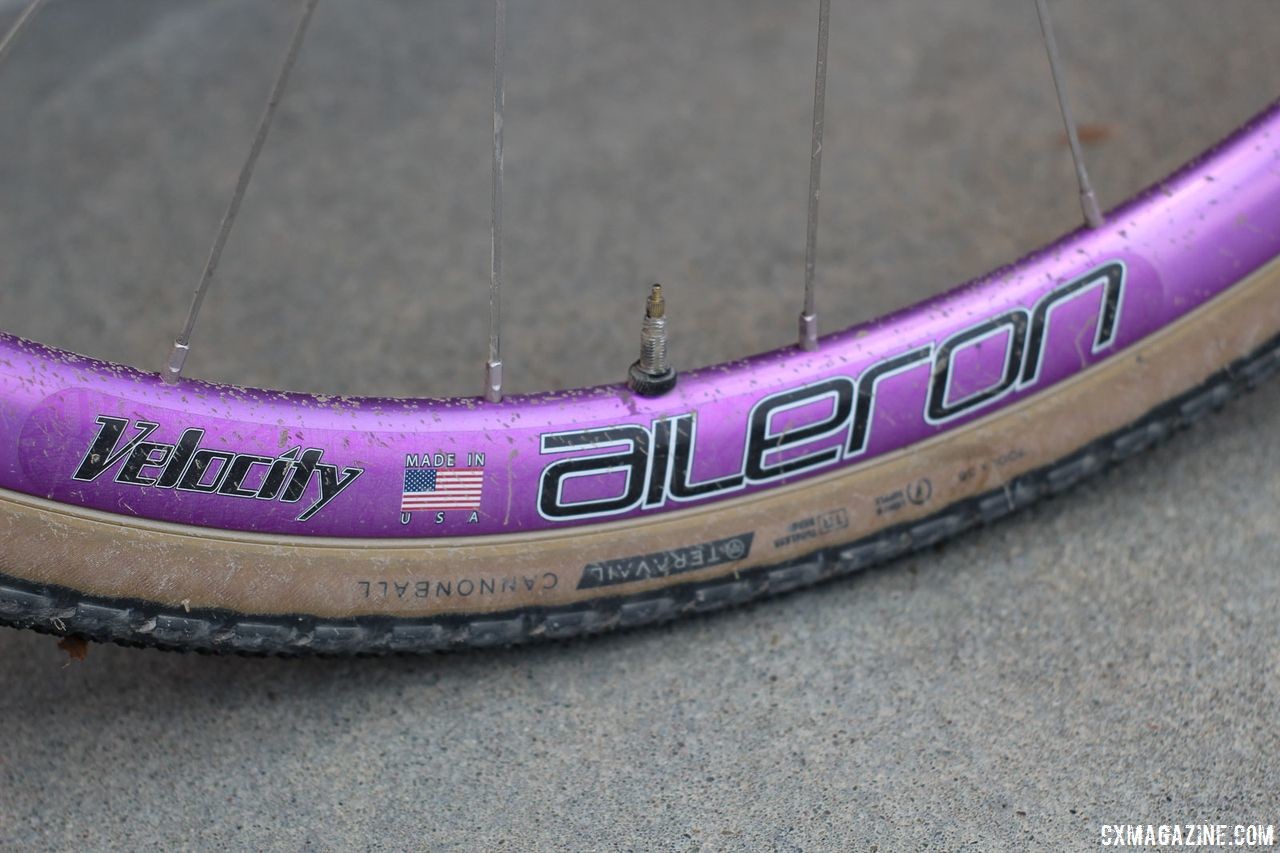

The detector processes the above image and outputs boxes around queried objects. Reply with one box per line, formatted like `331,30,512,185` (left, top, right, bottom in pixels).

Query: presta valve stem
627,284,677,396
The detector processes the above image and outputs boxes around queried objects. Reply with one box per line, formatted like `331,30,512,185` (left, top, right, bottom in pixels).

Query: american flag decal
401,467,484,511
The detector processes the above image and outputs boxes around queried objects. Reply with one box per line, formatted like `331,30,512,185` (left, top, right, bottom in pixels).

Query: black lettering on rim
746,377,854,481
927,309,1029,422
846,346,932,458
538,426,651,520
669,413,745,500
1020,261,1126,387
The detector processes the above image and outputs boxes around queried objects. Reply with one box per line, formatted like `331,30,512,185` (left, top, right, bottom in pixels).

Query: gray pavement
1,1,1279,849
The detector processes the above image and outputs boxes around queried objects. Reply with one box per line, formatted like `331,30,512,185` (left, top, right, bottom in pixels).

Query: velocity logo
72,416,363,522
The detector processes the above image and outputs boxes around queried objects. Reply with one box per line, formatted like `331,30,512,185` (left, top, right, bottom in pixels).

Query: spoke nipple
162,341,189,386
484,359,503,403
628,283,677,397
798,311,819,351
1080,188,1104,229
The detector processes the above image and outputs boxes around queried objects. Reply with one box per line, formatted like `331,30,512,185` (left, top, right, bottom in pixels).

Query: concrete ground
1,1,1278,848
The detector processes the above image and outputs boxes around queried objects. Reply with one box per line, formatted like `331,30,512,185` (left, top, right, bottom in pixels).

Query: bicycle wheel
1,2,1278,654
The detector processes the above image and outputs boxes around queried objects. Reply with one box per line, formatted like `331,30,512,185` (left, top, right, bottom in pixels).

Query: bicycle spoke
798,0,830,352
0,0,48,68
1034,0,1103,228
162,0,319,385
485,0,507,403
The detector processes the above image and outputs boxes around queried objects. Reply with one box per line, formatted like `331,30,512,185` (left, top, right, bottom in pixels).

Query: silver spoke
798,0,830,352
1034,0,1103,228
0,0,48,67
485,0,507,403
163,0,319,385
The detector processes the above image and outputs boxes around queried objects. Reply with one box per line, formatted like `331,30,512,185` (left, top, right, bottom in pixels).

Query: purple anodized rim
2,102,1279,539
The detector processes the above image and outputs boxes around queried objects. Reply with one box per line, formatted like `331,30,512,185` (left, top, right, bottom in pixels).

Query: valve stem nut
627,283,677,397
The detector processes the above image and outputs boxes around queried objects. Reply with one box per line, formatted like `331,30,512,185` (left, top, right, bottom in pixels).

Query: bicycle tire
1,100,1278,655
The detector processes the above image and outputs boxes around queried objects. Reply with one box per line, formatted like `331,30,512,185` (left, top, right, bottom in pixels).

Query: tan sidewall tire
3,258,1280,650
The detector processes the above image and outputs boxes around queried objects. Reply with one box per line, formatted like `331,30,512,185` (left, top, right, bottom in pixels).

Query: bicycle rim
0,95,1277,652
